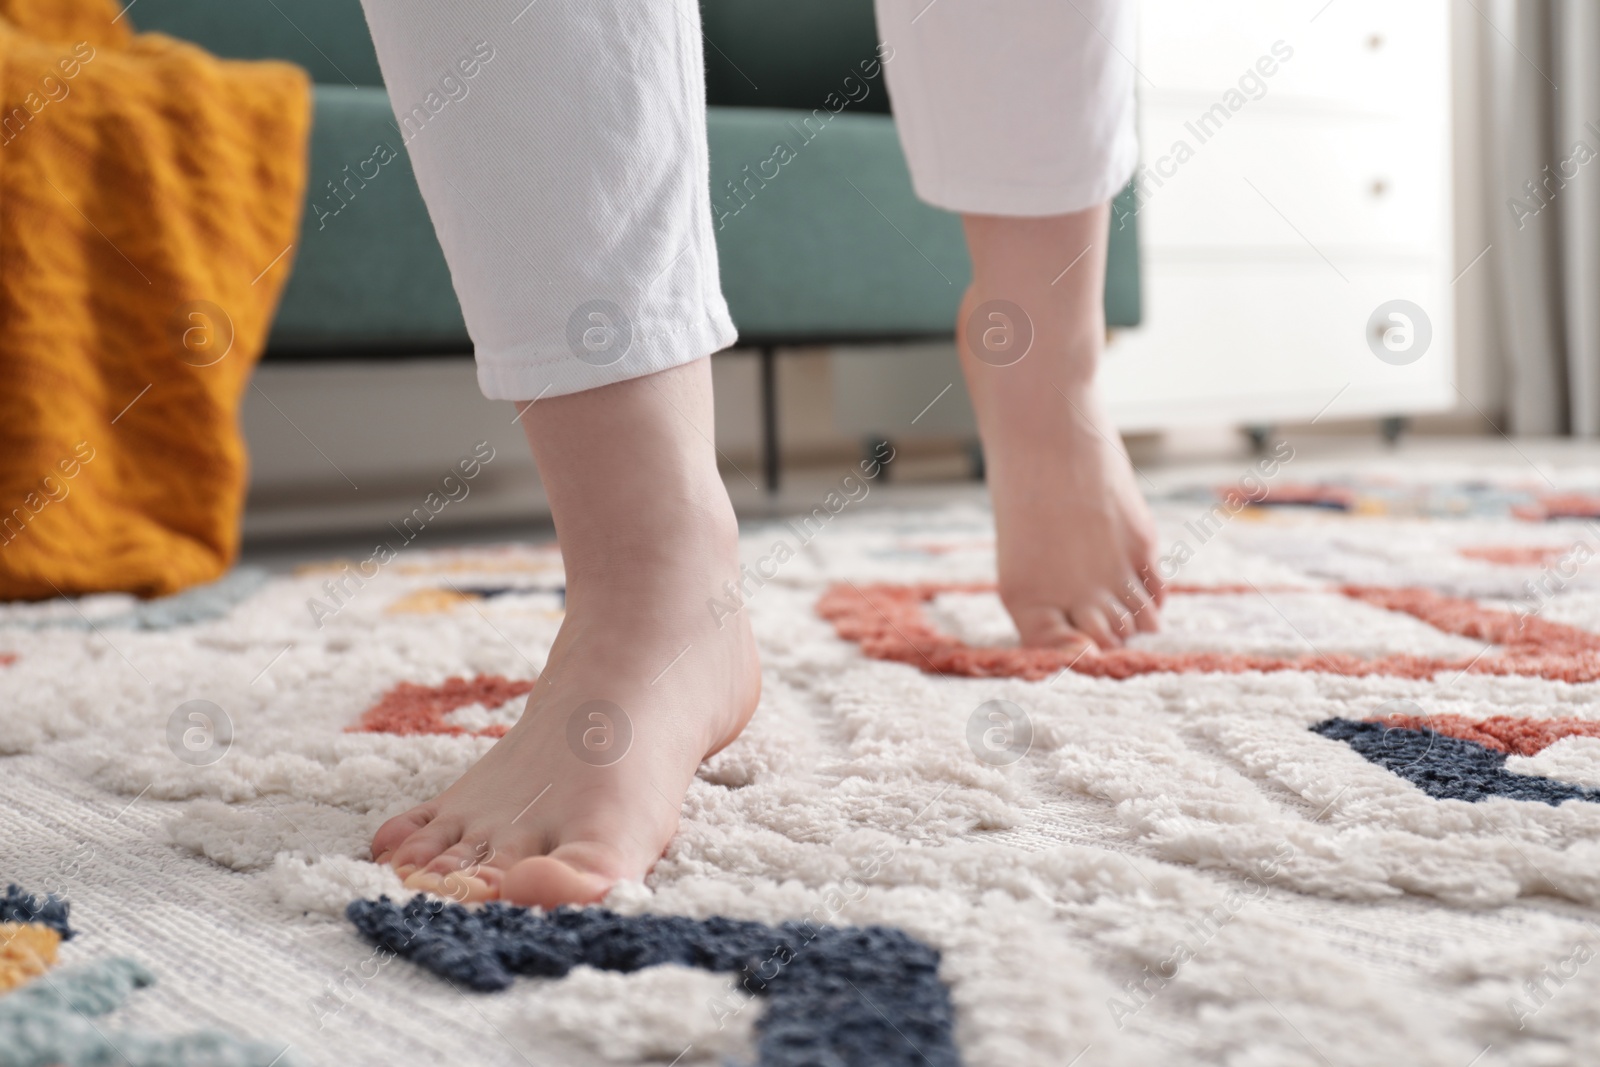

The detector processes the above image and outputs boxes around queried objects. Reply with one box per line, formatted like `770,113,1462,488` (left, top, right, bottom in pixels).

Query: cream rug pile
5,456,1600,1066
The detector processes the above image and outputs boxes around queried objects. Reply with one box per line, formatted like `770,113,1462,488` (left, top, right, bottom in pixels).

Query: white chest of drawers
1102,0,1455,430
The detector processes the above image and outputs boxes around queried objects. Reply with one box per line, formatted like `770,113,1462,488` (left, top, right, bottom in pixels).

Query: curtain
1487,0,1600,434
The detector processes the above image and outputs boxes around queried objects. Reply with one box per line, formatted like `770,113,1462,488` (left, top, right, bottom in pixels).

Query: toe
1102,598,1139,641
370,805,435,866
1118,582,1160,634
386,814,466,877
1068,603,1121,650
404,865,500,903
500,841,624,910
408,838,506,902
1140,563,1167,607
421,839,499,878
1007,604,1093,652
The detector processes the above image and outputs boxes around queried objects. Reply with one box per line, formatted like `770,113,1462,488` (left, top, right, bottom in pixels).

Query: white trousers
357,0,1136,401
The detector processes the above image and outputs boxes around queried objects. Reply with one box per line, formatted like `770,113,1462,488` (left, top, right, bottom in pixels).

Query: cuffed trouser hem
360,0,729,403
907,131,1139,218
473,306,738,402
876,0,1137,219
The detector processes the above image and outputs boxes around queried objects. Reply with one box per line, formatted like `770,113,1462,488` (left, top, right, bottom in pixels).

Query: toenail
402,870,442,892
374,850,392,865
440,871,493,903
394,864,417,879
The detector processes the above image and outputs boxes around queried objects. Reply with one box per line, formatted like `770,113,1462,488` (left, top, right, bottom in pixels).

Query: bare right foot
371,360,760,907
959,207,1164,651
974,360,1161,651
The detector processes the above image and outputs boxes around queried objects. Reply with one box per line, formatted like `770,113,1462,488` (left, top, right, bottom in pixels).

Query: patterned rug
5,456,1600,1066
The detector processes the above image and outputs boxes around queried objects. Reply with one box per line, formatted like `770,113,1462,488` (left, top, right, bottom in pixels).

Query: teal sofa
129,0,1140,486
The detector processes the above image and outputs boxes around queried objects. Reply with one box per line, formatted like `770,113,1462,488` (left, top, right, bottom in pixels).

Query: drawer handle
1370,178,1389,197
1368,33,1384,50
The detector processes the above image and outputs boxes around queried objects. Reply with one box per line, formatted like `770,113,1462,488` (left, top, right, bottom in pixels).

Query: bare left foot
369,359,760,907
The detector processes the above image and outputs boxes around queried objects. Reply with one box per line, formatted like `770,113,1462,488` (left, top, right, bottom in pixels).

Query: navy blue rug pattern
346,897,959,1067
1,883,75,939
1311,718,1600,805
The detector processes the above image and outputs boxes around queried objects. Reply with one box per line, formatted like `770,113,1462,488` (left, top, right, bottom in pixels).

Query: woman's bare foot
959,206,1163,651
371,360,759,907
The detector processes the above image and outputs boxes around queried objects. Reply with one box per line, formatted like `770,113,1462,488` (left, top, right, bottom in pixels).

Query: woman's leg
377,362,758,906
958,209,1161,651
358,0,757,905
876,0,1162,650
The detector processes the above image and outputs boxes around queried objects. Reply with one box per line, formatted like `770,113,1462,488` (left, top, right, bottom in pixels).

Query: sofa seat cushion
269,85,466,356
125,0,383,86
270,95,1137,356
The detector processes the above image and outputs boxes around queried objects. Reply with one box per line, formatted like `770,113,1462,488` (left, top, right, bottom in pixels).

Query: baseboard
242,357,547,543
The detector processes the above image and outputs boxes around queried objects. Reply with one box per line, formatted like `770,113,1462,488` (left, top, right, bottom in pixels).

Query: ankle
960,291,1102,393
559,486,739,604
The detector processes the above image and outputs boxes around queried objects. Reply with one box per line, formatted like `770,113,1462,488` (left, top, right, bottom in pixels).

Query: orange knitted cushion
0,0,309,598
